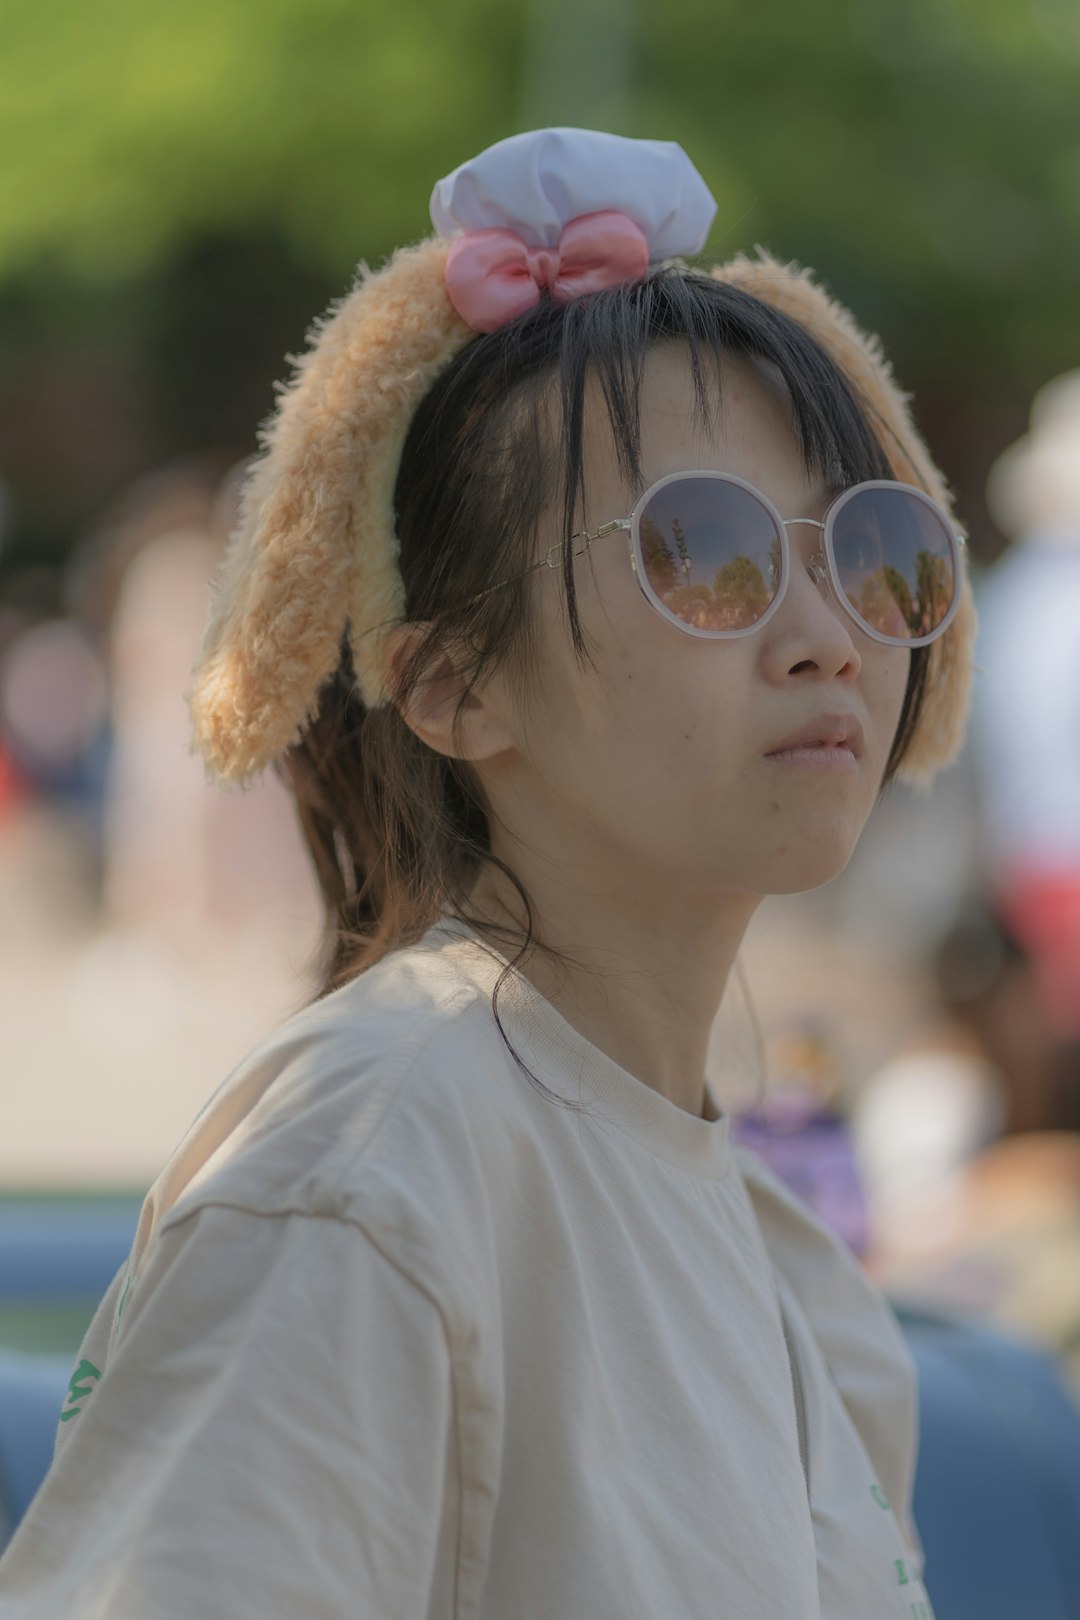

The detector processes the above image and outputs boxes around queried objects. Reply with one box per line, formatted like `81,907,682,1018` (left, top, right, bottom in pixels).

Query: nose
763,527,862,679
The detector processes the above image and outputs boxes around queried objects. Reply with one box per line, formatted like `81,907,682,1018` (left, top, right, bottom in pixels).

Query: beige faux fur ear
186,236,474,786
713,249,978,792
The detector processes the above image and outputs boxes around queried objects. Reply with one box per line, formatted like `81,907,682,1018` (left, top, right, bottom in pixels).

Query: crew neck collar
421,916,731,1181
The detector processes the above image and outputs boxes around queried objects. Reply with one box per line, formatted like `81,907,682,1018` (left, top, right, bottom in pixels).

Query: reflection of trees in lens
658,554,771,630
712,553,770,627
643,508,779,631
882,564,914,627
841,499,953,639
667,583,715,628
915,548,952,632
666,577,759,631
672,516,692,588
664,552,774,631
641,516,677,594
854,571,910,638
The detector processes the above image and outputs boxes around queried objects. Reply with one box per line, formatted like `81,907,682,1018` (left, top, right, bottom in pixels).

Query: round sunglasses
493,471,967,649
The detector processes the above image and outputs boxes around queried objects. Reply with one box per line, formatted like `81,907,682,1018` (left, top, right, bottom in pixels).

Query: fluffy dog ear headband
187,126,977,792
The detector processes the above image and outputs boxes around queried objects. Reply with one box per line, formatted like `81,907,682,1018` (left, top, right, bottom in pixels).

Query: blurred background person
92,458,317,951
851,898,1080,1392
848,368,1080,1400
0,459,320,1185
974,371,1080,1069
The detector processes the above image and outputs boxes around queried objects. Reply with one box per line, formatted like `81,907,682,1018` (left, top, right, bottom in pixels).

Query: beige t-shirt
0,921,934,1618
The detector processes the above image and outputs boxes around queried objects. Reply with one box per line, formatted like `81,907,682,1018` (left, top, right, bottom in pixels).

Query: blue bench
0,1197,141,1301
894,1300,1080,1620
0,1351,73,1547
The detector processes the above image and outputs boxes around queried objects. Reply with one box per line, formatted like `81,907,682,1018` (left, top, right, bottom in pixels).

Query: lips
766,714,865,758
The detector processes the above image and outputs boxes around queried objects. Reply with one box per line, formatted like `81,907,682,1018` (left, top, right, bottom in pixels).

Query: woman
0,129,973,1618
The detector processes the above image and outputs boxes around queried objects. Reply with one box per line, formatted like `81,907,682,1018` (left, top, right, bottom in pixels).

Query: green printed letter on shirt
58,1359,102,1422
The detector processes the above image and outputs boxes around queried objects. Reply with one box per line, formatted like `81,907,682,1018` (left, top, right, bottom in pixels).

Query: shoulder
152,929,529,1306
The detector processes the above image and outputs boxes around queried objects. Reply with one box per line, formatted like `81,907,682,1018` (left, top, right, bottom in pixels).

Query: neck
466,857,760,1120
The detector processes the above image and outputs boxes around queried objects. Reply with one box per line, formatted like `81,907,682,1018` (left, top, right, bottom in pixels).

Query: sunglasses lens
638,477,782,631
830,487,957,641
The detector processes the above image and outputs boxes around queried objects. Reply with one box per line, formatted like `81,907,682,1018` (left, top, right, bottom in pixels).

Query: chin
756,839,861,896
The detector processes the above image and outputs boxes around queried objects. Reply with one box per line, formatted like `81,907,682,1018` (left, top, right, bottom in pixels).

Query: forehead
578,342,813,503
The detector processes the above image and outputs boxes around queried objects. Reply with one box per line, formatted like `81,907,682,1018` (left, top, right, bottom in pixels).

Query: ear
381,623,517,764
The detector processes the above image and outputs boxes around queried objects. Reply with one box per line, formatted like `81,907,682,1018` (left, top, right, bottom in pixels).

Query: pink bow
445,211,650,334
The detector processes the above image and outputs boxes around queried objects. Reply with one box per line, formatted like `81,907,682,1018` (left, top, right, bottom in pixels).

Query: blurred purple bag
732,1087,871,1258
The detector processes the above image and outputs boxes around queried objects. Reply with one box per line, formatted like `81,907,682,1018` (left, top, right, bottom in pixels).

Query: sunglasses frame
527,470,967,650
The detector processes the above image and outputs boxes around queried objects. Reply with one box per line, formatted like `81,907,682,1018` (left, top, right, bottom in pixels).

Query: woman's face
479,342,912,906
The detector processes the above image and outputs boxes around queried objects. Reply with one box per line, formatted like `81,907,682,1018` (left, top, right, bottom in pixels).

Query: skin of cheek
501,577,910,906
751,647,911,890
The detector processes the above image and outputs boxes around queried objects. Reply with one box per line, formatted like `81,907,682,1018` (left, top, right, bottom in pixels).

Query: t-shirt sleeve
0,1204,459,1619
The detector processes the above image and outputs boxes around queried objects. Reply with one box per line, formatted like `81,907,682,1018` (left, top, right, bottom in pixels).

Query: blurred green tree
0,0,1073,363
0,0,1077,577
712,553,770,624
0,0,520,278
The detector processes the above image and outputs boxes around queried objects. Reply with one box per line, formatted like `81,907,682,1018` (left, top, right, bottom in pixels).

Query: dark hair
277,267,930,1078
